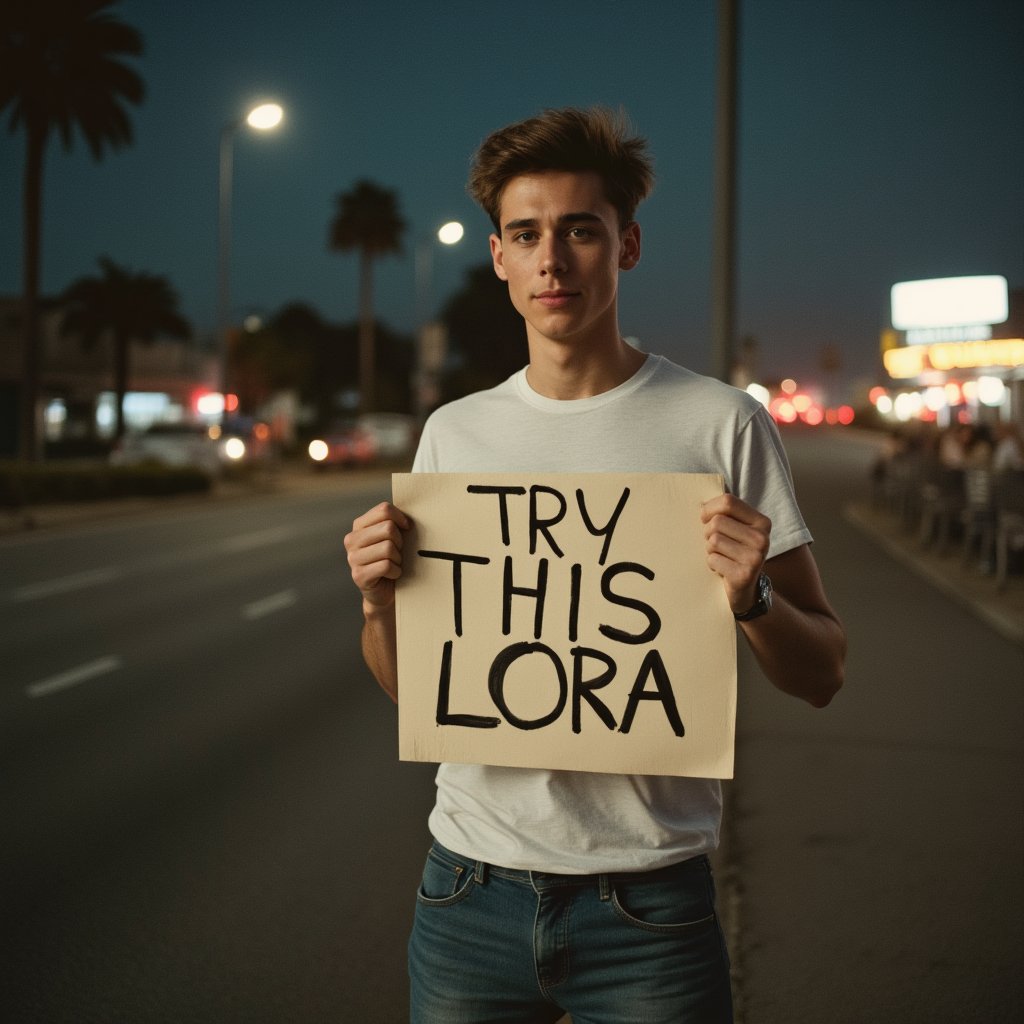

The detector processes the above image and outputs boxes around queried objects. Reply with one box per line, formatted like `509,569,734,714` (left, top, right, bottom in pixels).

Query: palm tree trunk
358,249,375,415
20,122,45,462
113,331,129,440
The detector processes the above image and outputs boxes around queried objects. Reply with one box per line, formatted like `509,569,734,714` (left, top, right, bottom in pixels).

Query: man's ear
619,222,641,271
490,233,509,281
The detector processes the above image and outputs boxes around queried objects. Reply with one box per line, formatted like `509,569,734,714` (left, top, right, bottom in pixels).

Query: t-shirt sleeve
731,405,813,559
411,415,439,472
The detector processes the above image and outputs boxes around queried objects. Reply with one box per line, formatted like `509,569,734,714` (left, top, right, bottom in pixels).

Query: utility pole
711,0,740,384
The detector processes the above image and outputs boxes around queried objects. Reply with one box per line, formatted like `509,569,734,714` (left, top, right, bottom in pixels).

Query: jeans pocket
610,857,717,934
416,847,476,908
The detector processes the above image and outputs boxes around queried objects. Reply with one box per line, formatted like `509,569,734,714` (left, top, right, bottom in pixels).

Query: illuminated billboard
890,275,1008,330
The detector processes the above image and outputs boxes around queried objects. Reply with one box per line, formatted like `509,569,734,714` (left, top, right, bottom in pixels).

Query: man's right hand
344,501,412,610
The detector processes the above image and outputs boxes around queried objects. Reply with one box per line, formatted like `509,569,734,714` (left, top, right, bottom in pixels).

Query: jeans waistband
430,840,709,896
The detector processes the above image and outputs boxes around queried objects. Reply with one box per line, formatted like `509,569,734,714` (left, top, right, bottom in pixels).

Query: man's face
489,171,640,350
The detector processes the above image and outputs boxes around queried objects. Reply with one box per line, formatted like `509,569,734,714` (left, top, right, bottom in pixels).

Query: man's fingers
345,501,413,603
701,493,769,530
351,500,411,534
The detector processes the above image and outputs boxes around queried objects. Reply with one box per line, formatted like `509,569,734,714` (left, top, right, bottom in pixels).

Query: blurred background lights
196,393,223,416
223,437,246,460
923,386,947,413
977,376,1005,407
745,382,770,407
894,392,923,421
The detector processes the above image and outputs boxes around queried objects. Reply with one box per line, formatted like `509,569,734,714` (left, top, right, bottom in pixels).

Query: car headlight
308,439,329,462
224,437,247,460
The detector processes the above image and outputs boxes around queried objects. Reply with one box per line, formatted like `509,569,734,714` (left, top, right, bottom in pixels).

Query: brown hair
467,106,655,231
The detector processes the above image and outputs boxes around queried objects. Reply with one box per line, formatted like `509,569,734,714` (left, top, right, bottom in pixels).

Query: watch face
736,573,772,621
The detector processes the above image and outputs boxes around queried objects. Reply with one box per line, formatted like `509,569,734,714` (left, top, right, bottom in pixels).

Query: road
1,473,439,1022
1,434,1021,1022
724,429,1023,1023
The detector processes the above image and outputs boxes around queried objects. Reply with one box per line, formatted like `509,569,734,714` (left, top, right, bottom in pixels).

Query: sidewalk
842,500,1024,648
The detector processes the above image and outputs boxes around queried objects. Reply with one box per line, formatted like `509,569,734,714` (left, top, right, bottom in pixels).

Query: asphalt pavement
5,449,1020,647
4,439,1022,1022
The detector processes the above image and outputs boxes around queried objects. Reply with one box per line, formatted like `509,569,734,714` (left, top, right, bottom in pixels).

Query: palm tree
328,179,406,414
0,0,144,460
60,257,191,440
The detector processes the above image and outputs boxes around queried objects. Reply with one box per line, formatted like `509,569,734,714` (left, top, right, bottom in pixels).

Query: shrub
0,462,212,507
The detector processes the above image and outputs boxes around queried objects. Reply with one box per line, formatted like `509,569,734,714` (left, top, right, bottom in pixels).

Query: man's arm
702,493,846,708
344,501,412,703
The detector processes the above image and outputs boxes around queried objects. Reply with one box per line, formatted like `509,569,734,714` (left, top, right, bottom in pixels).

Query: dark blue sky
2,0,1021,393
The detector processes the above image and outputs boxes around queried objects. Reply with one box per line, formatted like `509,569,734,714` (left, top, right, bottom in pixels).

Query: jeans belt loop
473,860,488,885
598,873,611,902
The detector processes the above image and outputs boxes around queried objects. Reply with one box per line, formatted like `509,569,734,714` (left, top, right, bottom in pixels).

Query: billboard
891,275,1008,331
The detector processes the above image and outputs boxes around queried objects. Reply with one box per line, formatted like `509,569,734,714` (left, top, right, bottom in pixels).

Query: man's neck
524,336,647,400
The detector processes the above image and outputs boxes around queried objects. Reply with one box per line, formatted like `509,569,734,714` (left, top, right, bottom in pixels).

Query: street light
217,101,284,418
414,221,464,420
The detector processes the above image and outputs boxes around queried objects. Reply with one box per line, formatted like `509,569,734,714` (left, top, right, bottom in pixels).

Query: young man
345,107,846,1023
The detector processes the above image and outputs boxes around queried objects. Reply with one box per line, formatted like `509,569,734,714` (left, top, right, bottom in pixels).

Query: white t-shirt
411,353,811,873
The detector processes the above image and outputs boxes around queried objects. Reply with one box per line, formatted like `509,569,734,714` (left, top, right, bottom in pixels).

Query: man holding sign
345,107,845,1024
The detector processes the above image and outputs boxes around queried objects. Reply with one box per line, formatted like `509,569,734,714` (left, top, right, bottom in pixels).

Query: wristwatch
734,572,773,621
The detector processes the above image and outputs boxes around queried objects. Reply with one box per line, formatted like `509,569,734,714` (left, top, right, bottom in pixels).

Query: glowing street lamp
217,101,285,418
245,102,283,131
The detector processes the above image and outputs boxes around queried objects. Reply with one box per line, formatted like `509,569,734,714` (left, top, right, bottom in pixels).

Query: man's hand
701,493,771,615
344,501,412,610
344,501,412,703
702,492,845,708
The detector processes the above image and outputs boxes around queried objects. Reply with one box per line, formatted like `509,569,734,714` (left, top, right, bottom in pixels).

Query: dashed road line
26,655,122,698
11,566,123,603
242,589,298,620
221,526,296,554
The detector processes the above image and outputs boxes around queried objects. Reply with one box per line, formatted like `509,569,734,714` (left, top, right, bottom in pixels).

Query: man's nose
539,235,568,274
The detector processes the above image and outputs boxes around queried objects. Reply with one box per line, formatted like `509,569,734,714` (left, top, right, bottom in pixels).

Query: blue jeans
409,841,734,1024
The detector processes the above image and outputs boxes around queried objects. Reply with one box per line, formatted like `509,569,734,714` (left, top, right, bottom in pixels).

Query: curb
843,502,1024,649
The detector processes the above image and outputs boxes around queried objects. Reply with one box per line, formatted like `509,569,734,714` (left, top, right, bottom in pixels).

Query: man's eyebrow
502,217,538,232
501,212,604,232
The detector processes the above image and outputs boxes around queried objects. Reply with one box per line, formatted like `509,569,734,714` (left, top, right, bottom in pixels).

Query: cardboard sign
393,473,736,778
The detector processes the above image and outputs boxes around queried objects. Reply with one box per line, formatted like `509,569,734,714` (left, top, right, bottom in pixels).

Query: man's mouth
534,289,580,308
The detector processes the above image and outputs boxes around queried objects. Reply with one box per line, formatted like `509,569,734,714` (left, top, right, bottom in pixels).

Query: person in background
993,422,1024,472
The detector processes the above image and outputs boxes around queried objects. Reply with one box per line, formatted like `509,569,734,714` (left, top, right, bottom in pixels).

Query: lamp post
414,221,464,420
217,101,283,419
710,0,739,384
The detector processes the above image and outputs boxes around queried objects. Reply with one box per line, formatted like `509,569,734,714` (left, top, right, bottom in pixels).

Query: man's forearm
738,545,846,708
361,600,399,702
740,597,846,707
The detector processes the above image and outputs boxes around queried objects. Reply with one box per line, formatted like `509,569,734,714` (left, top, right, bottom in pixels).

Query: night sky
2,0,1021,395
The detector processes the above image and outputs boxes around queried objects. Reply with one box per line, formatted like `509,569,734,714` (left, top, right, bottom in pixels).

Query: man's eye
513,231,537,243
567,227,592,239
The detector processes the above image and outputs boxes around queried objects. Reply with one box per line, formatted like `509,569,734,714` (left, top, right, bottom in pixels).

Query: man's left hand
701,493,771,615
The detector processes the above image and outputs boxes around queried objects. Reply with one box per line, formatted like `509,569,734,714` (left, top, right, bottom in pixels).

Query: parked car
111,422,247,476
357,412,417,459
307,423,378,469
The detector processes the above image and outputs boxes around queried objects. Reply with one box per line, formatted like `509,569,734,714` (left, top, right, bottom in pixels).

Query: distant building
877,281,1023,428
0,297,218,456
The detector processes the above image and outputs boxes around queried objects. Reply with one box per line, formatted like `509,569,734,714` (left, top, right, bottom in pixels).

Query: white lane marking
221,526,296,554
11,566,123,603
26,655,122,699
243,589,298,620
